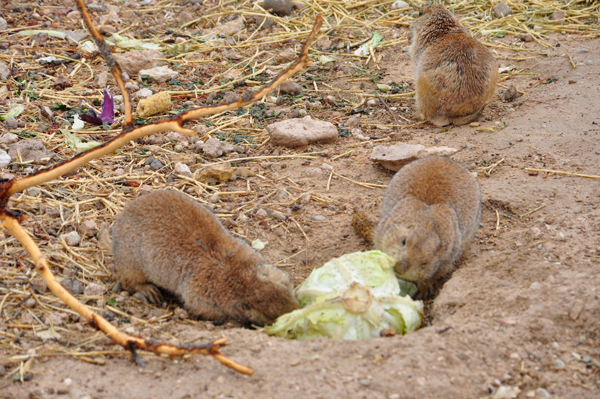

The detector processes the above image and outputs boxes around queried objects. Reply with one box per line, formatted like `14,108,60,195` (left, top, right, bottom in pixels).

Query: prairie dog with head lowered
411,5,499,127
110,190,300,326
373,157,481,299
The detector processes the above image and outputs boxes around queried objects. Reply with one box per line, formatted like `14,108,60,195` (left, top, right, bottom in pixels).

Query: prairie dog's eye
401,238,407,246
242,304,251,311
418,10,423,16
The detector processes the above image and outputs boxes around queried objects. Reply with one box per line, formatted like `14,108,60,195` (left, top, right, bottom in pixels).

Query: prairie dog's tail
98,223,113,255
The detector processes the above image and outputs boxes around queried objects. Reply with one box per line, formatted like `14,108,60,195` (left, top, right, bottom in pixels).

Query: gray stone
345,115,361,127
201,137,224,158
30,278,47,293
279,81,302,95
150,160,164,170
254,208,268,220
267,117,338,148
5,117,18,129
0,150,10,168
263,0,292,16
139,66,178,83
0,17,7,32
391,1,410,10
173,162,192,177
84,282,105,296
178,11,193,26
358,378,371,387
61,231,80,246
553,359,565,369
8,140,56,165
274,49,296,65
57,29,89,42
209,16,245,36
493,2,512,18
313,215,326,221
94,71,109,88
0,62,10,80
61,278,84,295
114,50,163,76
0,133,19,144
520,33,533,42
134,88,154,99
370,143,458,171
551,11,565,21
576,48,590,54
536,388,551,399
25,187,41,197
79,220,99,237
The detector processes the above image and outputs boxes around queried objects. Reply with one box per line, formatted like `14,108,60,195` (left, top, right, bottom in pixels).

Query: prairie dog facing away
373,157,481,299
410,5,499,127
110,190,300,326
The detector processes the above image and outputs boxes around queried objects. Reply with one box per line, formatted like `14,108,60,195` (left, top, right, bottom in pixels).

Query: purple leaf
98,89,114,124
80,108,102,125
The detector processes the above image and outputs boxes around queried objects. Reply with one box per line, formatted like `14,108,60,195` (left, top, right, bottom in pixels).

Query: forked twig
0,0,324,375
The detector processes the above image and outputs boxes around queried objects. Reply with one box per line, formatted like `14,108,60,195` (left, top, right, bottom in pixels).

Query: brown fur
373,157,481,299
111,190,300,326
410,5,499,127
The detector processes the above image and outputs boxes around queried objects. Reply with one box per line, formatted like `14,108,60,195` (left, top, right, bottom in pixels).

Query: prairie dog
373,157,481,299
411,5,499,127
111,190,300,326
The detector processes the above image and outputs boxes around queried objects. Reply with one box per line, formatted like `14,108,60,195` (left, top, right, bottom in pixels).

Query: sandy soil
1,4,600,399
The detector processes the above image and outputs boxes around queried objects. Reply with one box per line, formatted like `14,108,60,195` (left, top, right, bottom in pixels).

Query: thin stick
494,209,500,237
519,204,546,219
524,168,600,179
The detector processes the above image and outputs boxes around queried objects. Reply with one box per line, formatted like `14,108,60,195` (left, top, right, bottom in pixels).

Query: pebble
0,133,19,144
576,48,590,54
79,220,99,237
270,210,287,221
274,227,285,237
8,139,56,165
366,99,378,107
391,1,410,10
263,0,293,17
515,135,524,142
30,278,47,293
112,282,122,294
358,378,371,387
492,2,512,18
255,208,269,220
84,282,105,296
492,385,521,399
61,231,80,246
320,163,333,170
0,17,6,31
25,298,37,308
209,195,219,204
553,359,565,369
61,278,84,295
134,88,153,99
138,66,178,83
370,143,458,172
173,162,192,177
279,81,302,95
267,117,338,148
520,33,533,42
582,355,591,363
536,388,551,398
551,11,565,21
150,160,164,170
25,187,41,197
313,215,326,221
5,117,18,129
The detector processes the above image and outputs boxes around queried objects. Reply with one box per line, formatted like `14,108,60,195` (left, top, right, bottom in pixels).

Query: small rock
167,132,189,145
174,307,189,320
61,278,84,295
501,85,518,102
321,163,333,170
178,11,193,26
267,117,338,148
263,0,292,16
297,192,311,205
351,128,367,140
21,312,34,324
492,385,521,399
236,166,254,177
209,195,219,204
370,143,458,171
94,71,109,88
345,115,361,127
84,282,105,296
569,300,584,320
303,167,323,177
0,133,19,144
366,99,378,107
0,17,7,32
173,162,192,178
150,160,164,170
195,164,234,183
66,10,81,20
536,388,551,399
25,298,37,308
516,135,524,142
98,25,116,34
139,66,178,83
79,220,99,237
270,210,287,221
8,140,56,165
553,359,565,369
520,33,533,42
551,11,565,21
206,92,216,104
134,88,154,99
0,62,10,80
576,48,590,54
493,2,513,18
5,117,18,129
30,278,47,293
54,75,72,88
125,81,140,91
0,150,11,168
61,231,80,246
313,215,325,221
114,50,163,76
274,227,285,236
391,1,410,10
209,16,245,36
358,378,371,387
279,81,302,95
200,137,225,158
25,187,41,197
274,49,296,65
254,208,268,220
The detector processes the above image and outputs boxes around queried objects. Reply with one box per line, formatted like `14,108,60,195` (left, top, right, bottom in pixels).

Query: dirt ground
1,2,600,399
